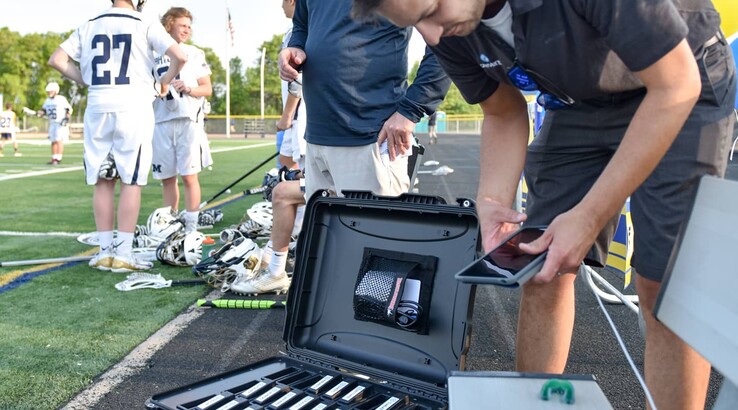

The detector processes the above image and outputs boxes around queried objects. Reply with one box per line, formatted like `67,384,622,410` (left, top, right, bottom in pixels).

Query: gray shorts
523,39,736,281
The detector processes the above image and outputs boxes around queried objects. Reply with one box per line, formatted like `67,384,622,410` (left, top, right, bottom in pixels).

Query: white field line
15,139,84,146
0,142,274,182
0,166,85,181
0,230,85,237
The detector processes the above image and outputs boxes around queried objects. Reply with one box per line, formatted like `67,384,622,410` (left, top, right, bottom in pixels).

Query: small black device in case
454,226,547,288
146,191,481,410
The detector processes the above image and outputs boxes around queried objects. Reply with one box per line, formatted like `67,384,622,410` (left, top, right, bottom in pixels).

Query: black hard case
146,192,480,410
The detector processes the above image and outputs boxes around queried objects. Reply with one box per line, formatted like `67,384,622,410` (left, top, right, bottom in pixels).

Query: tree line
0,27,479,120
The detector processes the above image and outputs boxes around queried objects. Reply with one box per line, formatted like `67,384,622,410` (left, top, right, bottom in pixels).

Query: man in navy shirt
354,0,735,408
278,0,450,199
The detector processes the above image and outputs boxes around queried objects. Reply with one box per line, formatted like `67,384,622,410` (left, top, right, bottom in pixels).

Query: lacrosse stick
200,152,278,209
417,165,454,176
0,255,93,267
197,299,286,309
114,272,205,291
22,106,38,116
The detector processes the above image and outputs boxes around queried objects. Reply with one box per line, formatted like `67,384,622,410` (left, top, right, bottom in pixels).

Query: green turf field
0,137,277,410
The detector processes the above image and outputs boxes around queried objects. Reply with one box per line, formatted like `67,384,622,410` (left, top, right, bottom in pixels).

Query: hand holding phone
455,226,547,287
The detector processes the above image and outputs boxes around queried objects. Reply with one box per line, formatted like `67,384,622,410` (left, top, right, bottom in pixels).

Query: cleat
230,269,291,296
110,254,153,273
14,152,22,157
89,250,115,271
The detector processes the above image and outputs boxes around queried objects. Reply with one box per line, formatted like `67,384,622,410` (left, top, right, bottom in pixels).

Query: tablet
455,226,547,287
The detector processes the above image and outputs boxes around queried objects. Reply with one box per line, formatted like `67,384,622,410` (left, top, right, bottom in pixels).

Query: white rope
586,263,658,410
582,265,639,313
729,109,738,161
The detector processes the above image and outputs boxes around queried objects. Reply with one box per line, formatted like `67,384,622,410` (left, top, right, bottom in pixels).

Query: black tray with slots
146,191,481,410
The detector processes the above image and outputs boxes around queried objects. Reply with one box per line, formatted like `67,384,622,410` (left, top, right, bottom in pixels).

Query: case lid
284,191,480,394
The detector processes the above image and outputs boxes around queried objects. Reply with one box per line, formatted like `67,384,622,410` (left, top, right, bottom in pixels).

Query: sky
0,0,427,72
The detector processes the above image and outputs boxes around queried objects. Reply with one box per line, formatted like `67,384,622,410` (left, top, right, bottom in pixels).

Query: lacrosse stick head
156,231,205,266
77,232,99,246
115,272,172,291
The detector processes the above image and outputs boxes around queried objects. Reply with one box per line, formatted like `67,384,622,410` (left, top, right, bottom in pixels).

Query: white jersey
0,109,16,135
41,95,72,125
153,43,211,123
59,7,175,113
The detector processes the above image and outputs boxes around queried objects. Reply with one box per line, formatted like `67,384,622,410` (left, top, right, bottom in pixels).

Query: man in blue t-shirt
278,0,450,199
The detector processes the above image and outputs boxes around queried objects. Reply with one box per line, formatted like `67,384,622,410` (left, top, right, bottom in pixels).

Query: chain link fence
17,114,489,138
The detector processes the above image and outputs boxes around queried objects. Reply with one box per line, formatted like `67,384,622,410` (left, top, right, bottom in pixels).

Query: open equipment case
146,191,481,410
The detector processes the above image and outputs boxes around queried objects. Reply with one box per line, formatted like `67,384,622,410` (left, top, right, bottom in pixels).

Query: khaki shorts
304,142,409,199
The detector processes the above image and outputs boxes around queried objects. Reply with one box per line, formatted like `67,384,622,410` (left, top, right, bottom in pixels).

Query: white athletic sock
98,231,114,252
184,211,199,233
53,154,62,161
268,250,288,277
261,240,274,266
115,231,134,257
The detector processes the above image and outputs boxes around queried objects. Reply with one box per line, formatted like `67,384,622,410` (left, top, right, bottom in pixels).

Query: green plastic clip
540,378,575,405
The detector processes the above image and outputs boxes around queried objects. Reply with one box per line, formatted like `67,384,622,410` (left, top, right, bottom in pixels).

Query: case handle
341,190,448,205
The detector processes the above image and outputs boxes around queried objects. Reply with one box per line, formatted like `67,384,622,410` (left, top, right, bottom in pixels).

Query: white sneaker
230,270,291,296
110,254,153,273
89,250,114,271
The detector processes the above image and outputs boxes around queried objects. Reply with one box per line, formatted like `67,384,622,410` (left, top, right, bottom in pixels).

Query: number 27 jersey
60,7,175,113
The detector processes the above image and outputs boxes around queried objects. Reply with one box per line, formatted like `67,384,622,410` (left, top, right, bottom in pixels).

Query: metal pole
225,2,231,139
261,47,266,138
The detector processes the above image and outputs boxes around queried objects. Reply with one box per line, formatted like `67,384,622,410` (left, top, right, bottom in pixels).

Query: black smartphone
455,226,547,287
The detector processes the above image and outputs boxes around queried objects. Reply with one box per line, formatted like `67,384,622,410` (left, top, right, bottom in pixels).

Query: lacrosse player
38,82,71,165
152,7,213,234
48,0,187,272
0,103,21,157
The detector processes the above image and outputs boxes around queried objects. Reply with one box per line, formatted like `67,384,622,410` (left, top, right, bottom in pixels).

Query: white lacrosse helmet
246,201,273,231
45,82,60,93
147,206,184,239
192,237,262,290
156,231,205,266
